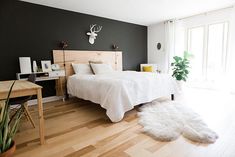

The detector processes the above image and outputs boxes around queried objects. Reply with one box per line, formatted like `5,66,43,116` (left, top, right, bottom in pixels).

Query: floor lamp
60,41,69,100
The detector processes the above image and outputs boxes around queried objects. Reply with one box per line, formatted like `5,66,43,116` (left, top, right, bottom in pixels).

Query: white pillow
90,63,114,74
72,63,93,74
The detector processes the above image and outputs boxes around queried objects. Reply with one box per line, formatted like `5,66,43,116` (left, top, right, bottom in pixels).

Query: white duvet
67,71,179,122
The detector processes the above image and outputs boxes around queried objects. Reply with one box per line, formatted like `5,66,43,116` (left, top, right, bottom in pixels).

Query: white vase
33,61,38,72
177,80,183,91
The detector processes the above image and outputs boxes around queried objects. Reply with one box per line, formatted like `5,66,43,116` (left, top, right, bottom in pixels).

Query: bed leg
171,94,174,101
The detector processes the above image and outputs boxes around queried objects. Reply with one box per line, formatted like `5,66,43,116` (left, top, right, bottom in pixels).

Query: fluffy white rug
138,100,218,143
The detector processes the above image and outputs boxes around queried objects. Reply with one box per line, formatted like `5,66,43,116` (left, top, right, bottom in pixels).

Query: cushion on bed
143,66,153,72
90,63,114,74
72,63,93,74
89,61,103,74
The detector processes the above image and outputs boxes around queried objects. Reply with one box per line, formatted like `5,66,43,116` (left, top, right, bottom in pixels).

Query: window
207,22,228,81
188,26,205,81
187,22,229,84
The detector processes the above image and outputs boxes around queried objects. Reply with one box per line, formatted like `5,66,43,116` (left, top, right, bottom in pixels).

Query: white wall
147,22,166,72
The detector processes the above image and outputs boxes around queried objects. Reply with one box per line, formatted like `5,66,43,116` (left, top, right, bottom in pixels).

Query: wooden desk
0,80,45,145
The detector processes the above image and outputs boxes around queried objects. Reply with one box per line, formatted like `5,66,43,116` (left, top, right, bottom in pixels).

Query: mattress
67,71,179,122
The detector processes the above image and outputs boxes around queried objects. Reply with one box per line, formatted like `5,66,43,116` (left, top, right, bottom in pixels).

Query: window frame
186,21,230,81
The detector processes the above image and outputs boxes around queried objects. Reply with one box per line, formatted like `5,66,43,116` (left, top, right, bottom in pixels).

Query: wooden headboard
53,50,122,77
53,50,122,96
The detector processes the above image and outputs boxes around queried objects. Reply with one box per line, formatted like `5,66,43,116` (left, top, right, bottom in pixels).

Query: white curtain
164,20,175,74
228,7,235,93
174,20,185,57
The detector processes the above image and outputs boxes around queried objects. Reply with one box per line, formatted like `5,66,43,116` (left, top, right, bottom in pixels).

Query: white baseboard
28,96,64,106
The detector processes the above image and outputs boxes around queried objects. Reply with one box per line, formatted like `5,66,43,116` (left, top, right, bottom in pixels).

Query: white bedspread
67,71,179,122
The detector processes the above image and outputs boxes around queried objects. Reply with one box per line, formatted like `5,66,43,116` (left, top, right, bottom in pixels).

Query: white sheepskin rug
138,100,218,143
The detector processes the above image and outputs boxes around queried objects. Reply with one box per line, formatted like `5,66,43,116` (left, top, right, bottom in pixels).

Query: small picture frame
41,60,52,72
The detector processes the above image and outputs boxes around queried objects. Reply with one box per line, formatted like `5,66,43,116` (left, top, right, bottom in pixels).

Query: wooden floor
14,87,235,157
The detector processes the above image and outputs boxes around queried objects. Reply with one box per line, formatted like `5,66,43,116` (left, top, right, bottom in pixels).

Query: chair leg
24,111,30,122
21,104,30,122
23,102,36,128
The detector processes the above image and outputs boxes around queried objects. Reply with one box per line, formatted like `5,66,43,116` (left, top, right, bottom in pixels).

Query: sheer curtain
228,7,235,93
164,20,175,74
164,20,185,74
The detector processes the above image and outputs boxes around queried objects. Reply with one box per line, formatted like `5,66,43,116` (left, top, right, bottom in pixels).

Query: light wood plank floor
14,87,235,157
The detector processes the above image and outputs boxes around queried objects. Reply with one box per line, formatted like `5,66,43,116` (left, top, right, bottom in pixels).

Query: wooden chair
9,74,36,128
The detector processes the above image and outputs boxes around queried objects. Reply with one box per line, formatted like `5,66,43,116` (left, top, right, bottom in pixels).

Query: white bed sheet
67,71,179,122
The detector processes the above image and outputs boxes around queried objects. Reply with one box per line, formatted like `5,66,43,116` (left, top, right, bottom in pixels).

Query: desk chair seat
10,74,36,128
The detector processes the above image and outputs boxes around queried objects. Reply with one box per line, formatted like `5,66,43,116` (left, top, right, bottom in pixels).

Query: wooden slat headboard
53,50,122,96
53,50,122,77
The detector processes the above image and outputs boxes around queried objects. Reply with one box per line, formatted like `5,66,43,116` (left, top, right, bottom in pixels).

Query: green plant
0,81,24,153
171,51,191,81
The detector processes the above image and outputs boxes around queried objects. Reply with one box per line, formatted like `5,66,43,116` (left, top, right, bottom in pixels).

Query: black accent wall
0,0,147,96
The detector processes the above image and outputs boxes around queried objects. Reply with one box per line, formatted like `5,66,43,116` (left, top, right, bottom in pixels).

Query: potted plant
0,81,24,157
171,51,191,89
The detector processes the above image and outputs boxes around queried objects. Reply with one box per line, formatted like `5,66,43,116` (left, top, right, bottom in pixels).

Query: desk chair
10,74,36,128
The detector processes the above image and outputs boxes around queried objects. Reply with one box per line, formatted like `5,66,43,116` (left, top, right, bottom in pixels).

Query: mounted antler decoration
87,24,102,44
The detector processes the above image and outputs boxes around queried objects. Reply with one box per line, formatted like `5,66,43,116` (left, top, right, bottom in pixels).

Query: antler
90,24,96,32
94,25,102,33
89,24,102,33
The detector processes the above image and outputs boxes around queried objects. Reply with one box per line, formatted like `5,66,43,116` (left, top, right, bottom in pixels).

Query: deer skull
87,24,102,44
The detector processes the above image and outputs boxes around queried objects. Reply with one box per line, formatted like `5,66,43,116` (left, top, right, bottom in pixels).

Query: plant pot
0,141,16,157
177,80,183,91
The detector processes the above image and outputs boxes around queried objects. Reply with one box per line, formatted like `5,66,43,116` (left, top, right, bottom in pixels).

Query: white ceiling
21,0,235,26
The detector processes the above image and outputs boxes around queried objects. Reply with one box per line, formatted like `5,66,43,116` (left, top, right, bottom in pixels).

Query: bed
53,50,179,122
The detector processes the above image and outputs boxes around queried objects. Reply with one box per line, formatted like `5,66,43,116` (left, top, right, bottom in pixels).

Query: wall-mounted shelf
16,71,65,82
